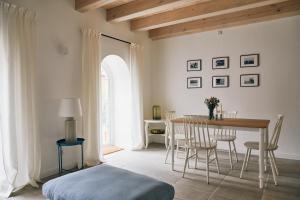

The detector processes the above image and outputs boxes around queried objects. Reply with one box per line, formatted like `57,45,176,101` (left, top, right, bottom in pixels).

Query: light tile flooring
7,143,300,200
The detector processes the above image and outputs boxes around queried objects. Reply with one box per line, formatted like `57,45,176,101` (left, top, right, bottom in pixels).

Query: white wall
4,0,152,177
151,16,300,160
4,0,300,179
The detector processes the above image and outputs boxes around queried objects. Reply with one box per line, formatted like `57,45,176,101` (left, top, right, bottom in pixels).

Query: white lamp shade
59,98,82,117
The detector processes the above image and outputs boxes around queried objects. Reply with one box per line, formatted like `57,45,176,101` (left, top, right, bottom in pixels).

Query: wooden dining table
170,116,270,189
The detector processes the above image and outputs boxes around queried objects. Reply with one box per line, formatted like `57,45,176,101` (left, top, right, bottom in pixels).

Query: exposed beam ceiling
131,0,287,31
75,0,132,12
149,0,300,40
75,0,300,40
106,0,209,22
102,0,135,9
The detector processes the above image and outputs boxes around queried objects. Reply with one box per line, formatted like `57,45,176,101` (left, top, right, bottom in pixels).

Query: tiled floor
7,143,300,200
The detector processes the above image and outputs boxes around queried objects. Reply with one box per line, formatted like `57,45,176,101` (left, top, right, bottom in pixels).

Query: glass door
101,69,112,146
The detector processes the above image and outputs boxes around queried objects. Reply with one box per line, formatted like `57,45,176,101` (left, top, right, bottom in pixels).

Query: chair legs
164,135,168,149
216,140,238,169
164,144,170,164
269,151,278,185
183,148,219,184
176,140,179,158
270,151,279,175
165,140,190,164
206,150,209,184
214,149,220,174
240,148,250,178
182,148,190,178
240,148,251,178
240,149,279,185
228,141,233,169
194,151,198,169
244,149,251,171
232,141,239,163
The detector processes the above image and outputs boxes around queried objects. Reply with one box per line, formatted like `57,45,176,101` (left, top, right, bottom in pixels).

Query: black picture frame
240,74,260,87
240,54,259,67
187,77,202,89
187,59,202,71
212,57,229,69
212,76,229,88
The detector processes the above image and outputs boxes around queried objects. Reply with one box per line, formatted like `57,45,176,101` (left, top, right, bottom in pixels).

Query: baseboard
40,163,77,179
217,147,300,160
275,152,300,160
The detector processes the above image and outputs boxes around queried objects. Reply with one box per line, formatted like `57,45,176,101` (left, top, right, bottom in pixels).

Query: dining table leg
171,122,175,171
259,128,265,189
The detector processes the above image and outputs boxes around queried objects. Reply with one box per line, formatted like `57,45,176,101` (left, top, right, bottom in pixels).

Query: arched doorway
101,55,131,154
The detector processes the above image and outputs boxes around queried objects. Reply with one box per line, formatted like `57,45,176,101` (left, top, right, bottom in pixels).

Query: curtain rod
101,33,132,45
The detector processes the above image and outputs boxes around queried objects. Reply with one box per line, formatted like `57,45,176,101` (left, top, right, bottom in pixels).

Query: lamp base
65,117,76,144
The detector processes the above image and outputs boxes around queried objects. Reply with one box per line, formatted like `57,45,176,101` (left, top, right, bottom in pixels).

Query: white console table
144,120,166,149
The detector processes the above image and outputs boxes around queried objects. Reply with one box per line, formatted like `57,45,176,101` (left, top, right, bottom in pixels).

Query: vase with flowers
204,97,220,120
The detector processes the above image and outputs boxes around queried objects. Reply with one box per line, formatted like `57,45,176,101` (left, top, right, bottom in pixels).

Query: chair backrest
165,111,176,135
183,117,213,149
213,111,238,138
184,116,196,148
269,114,284,148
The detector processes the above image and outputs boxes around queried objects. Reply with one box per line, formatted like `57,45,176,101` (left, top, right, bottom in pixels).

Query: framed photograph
240,74,260,87
240,54,259,67
187,59,201,71
187,77,202,89
212,76,229,88
212,57,229,69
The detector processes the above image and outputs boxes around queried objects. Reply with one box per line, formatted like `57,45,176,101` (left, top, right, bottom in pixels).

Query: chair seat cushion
244,141,278,150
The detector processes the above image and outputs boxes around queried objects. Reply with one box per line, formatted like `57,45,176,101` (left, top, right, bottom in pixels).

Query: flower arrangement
204,97,220,108
204,97,220,120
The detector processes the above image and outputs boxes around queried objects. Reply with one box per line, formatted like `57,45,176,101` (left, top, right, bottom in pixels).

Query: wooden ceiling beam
75,0,120,12
106,0,209,22
149,0,300,40
131,0,288,31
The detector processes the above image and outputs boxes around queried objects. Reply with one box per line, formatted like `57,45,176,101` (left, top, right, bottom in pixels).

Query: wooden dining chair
212,111,238,169
240,114,284,185
182,117,220,184
164,111,186,163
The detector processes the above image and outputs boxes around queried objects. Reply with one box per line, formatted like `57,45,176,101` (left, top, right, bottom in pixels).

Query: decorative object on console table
204,97,220,120
240,54,259,67
152,105,161,120
212,57,229,69
59,98,82,144
150,129,165,134
215,104,223,120
187,59,201,71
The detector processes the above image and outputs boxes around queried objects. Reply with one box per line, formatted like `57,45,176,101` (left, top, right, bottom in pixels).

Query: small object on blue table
56,138,85,174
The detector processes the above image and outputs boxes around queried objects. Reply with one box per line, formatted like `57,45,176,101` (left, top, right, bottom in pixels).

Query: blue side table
56,138,85,174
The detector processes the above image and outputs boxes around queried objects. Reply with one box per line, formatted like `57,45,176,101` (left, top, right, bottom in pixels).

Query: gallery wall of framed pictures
186,53,260,89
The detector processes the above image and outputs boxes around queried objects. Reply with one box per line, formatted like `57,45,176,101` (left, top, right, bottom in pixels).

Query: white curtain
81,29,102,165
0,1,40,198
130,44,144,150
